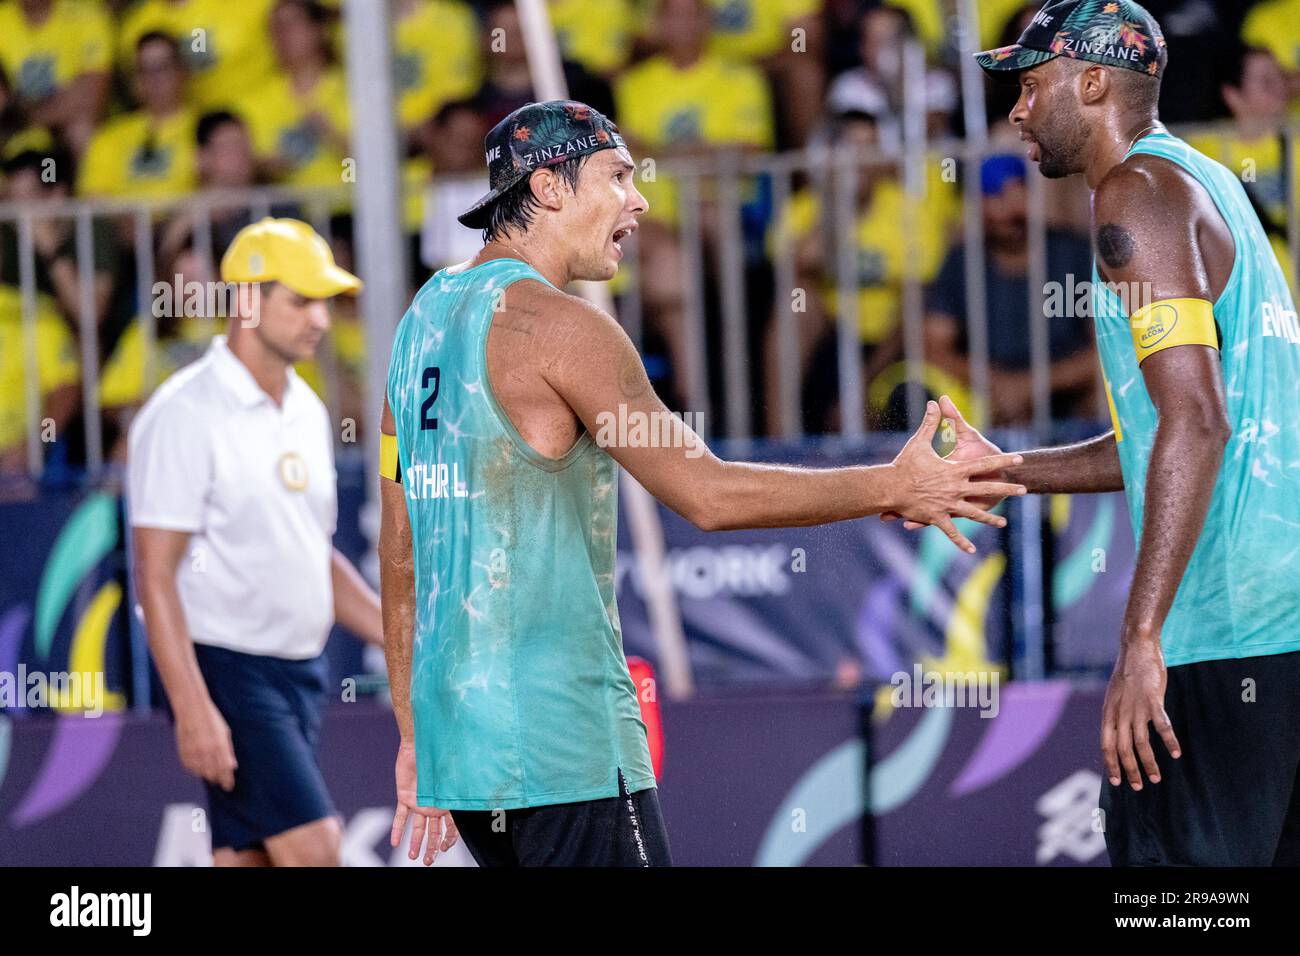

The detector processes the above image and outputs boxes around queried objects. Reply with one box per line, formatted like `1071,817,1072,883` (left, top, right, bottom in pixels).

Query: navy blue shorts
192,644,337,853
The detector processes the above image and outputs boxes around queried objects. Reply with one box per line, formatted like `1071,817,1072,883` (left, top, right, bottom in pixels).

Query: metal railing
2,119,1297,481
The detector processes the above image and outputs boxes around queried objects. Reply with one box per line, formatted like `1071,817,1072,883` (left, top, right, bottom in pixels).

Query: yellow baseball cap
220,218,362,298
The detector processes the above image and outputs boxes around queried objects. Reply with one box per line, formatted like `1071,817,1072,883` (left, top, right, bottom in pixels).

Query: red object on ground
626,656,663,779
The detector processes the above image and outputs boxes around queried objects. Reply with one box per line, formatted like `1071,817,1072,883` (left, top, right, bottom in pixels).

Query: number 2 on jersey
420,366,440,430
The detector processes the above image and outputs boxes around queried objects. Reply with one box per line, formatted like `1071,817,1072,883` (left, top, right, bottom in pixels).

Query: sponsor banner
1048,492,1135,673
0,489,131,716
0,685,1115,866
869,680,1109,866
0,695,862,866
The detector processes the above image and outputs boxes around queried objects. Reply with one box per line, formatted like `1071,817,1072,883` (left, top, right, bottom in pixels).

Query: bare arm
377,396,460,863
883,400,1122,529
526,284,1025,552
1093,156,1236,789
1095,161,1232,654
1006,429,1124,494
133,525,237,791
331,548,382,646
377,399,415,743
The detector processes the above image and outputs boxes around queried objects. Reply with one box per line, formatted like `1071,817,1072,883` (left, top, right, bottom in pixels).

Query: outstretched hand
883,394,1015,532
889,400,1026,554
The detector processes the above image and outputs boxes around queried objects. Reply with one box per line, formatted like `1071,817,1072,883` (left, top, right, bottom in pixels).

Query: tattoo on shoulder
1096,223,1135,270
618,354,649,400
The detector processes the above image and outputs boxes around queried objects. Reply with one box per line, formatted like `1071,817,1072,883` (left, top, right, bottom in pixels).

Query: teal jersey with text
1092,131,1300,666
386,257,654,810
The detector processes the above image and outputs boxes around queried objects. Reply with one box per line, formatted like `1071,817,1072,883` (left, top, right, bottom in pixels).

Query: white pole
343,0,407,513
514,0,694,697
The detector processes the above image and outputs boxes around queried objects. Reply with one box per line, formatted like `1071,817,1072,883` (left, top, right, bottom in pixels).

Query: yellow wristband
379,431,401,482
1129,298,1219,365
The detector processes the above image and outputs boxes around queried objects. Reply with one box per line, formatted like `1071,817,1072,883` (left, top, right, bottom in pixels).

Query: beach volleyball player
377,101,1027,866
909,0,1300,865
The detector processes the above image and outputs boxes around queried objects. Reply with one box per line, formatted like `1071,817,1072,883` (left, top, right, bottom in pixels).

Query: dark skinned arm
1093,155,1234,791
1006,428,1123,494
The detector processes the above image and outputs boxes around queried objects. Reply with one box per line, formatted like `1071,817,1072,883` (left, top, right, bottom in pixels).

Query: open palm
883,395,1009,528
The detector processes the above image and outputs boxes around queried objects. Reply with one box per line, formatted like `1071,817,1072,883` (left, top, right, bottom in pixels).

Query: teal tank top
385,257,654,809
1092,131,1300,667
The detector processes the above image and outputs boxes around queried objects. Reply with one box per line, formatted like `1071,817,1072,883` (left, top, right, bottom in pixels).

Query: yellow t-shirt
1243,0,1300,70
768,174,953,343
550,0,634,75
77,108,199,199
402,155,433,235
614,52,774,224
705,0,822,62
0,286,80,451
116,0,278,112
393,0,482,128
1186,131,1296,229
0,0,112,103
887,0,1025,58
237,68,351,189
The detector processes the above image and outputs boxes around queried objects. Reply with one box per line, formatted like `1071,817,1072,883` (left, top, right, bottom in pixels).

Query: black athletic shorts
1099,649,1300,866
453,771,673,867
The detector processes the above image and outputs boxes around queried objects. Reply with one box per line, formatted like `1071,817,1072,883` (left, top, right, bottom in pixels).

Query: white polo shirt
128,335,337,660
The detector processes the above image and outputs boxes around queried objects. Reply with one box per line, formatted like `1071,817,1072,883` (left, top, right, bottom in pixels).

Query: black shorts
192,644,337,852
452,771,673,867
1099,649,1300,866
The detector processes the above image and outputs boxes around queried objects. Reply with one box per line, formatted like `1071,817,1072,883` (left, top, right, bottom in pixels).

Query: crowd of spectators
1,0,1297,481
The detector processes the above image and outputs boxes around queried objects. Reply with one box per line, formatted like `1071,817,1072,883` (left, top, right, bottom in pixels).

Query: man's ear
1080,65,1110,106
529,168,566,212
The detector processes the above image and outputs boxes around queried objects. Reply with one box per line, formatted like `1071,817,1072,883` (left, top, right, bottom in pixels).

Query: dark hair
1108,64,1163,115
482,154,590,243
275,0,333,25
273,0,338,66
197,110,245,148
867,4,916,39
833,109,878,134
1055,55,1163,115
2,147,73,185
433,98,482,127
136,29,182,59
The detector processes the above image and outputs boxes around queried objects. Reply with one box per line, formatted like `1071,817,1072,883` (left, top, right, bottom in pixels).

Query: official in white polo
129,218,383,867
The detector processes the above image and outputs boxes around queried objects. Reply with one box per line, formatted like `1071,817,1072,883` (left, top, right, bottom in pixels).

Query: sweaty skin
1089,153,1233,792
378,144,1030,863
927,56,1238,793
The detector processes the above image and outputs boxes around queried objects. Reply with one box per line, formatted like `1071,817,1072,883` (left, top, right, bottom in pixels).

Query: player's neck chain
1126,122,1164,155
496,242,535,270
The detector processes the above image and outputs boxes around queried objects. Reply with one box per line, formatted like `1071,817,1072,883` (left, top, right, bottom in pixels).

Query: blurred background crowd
1,0,1297,484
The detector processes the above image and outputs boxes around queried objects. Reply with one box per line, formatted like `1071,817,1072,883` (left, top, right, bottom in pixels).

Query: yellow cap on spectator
220,218,362,298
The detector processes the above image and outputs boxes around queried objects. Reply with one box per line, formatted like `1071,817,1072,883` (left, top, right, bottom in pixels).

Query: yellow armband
379,431,401,482
1129,298,1219,365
